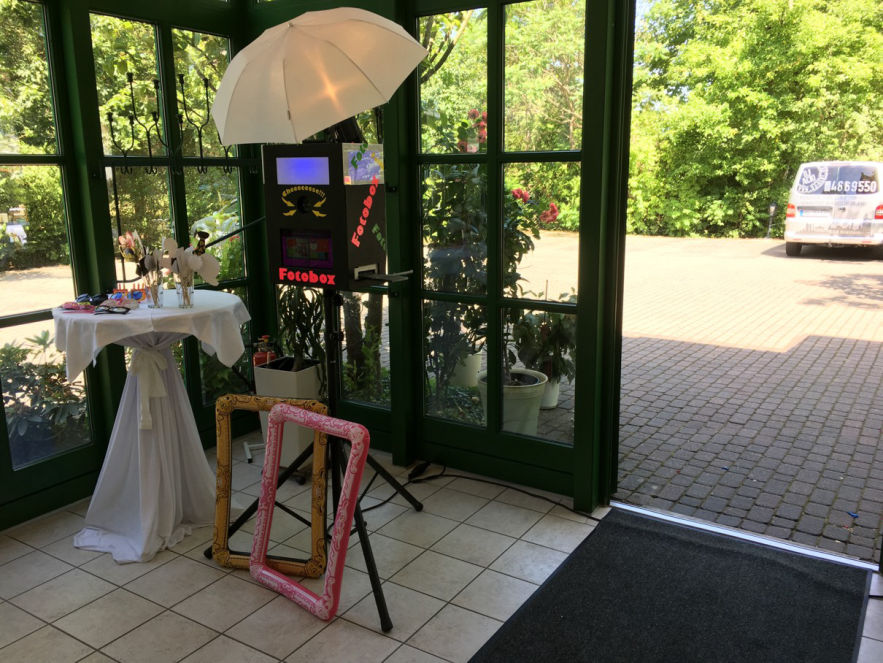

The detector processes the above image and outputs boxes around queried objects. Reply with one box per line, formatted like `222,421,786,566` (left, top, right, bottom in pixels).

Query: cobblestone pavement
609,237,883,564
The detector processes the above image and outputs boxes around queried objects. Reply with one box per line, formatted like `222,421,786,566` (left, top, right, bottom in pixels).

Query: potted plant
474,184,558,434
422,121,489,397
510,303,577,409
252,285,325,465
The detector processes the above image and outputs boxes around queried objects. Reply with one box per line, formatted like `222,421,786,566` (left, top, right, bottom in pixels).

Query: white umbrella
212,7,427,145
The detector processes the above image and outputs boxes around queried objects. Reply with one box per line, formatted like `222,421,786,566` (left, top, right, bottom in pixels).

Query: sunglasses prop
250,403,369,621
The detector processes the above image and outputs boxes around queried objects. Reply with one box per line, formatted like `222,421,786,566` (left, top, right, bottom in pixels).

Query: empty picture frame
212,394,328,577
250,402,370,621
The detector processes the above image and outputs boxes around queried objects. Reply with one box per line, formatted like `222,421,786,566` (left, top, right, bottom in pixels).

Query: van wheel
785,242,802,257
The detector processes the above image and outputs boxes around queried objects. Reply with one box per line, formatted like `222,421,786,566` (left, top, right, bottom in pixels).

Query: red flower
476,120,487,130
467,108,480,120
482,111,488,121
457,139,469,152
540,202,560,224
477,129,487,143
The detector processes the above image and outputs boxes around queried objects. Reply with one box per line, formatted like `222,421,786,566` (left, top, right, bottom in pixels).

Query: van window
795,164,878,195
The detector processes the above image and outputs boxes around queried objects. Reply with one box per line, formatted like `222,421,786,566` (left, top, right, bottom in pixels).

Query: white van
784,161,883,256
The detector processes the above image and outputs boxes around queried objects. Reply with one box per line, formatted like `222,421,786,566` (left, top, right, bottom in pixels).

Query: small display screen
276,157,330,185
281,229,334,269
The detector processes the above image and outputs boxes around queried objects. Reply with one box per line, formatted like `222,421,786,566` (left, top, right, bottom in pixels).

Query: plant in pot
422,122,489,408
251,285,325,465
510,301,577,409
475,184,556,435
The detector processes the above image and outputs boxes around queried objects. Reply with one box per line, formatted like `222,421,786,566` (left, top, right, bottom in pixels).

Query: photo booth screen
263,143,387,291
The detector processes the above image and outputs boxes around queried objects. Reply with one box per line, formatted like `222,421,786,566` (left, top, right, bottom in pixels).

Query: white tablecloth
53,290,251,562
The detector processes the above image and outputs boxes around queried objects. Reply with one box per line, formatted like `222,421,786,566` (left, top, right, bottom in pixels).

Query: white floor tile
384,644,449,663
180,635,278,663
0,625,93,663
101,611,215,663
419,487,489,522
390,550,482,602
344,533,423,579
465,500,543,538
80,549,176,586
344,581,444,640
53,588,163,648
857,636,883,663
0,601,44,649
10,568,115,621
4,510,85,549
123,556,225,607
431,523,516,568
864,598,882,641
451,569,537,621
406,604,502,663
285,618,398,663
521,513,595,553
173,574,277,631
489,539,568,585
0,535,33,566
226,595,328,659
0,550,72,599
378,510,459,548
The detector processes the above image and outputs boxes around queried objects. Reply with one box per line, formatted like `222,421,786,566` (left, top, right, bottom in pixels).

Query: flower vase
146,275,163,309
175,274,194,308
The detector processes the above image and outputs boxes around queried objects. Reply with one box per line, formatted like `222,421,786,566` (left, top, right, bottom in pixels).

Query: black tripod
206,288,421,632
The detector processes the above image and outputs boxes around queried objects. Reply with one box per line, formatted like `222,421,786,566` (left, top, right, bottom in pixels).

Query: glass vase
175,274,194,308
146,278,163,309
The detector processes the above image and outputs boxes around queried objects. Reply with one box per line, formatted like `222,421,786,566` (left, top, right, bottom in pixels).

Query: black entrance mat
470,508,870,663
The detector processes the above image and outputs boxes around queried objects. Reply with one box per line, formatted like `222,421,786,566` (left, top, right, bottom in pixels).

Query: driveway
611,236,882,563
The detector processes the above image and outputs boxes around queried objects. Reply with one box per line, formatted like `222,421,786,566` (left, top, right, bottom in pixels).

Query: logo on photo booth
281,186,328,218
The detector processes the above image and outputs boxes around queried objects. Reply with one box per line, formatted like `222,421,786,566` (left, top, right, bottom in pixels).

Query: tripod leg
364,454,423,512
353,503,393,632
204,442,315,559
330,436,393,632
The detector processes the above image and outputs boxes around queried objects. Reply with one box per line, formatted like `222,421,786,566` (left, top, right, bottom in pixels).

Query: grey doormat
470,508,870,663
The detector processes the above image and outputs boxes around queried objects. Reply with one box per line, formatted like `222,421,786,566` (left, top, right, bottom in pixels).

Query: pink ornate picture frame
250,402,370,621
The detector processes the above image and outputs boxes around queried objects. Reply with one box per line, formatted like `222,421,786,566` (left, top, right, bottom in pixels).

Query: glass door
0,0,104,526
414,1,589,494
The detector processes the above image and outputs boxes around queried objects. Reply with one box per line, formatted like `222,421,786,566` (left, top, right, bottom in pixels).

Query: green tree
630,0,883,237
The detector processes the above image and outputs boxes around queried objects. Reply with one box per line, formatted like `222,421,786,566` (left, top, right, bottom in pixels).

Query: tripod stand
206,288,421,631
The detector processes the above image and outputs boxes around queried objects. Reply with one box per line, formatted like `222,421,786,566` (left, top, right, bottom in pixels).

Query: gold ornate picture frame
212,394,328,577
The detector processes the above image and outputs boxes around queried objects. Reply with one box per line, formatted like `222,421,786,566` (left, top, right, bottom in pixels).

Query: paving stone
796,515,825,536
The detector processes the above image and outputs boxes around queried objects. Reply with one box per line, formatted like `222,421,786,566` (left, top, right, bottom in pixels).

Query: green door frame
1,0,633,528
398,0,634,512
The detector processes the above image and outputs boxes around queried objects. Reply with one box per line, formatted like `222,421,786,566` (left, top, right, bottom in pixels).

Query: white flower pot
449,352,482,387
477,368,548,437
540,377,560,409
253,358,321,466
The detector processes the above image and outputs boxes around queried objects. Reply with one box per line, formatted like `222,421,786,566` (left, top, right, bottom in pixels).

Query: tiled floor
0,438,881,663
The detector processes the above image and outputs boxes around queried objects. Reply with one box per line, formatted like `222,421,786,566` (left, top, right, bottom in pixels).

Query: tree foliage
630,0,883,237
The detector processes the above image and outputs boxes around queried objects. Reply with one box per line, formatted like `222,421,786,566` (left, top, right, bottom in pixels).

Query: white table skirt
53,291,250,563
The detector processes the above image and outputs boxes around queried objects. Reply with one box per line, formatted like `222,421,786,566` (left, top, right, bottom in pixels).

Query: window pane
0,0,56,154
424,299,486,426
185,167,244,283
418,10,487,154
91,14,163,157
0,165,75,315
503,162,579,302
1,323,90,469
504,0,585,151
106,167,172,284
341,291,390,407
422,163,487,295
173,29,230,159
200,286,251,406
501,306,575,442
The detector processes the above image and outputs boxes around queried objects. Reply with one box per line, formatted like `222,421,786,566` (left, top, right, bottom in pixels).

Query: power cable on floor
358,461,604,523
